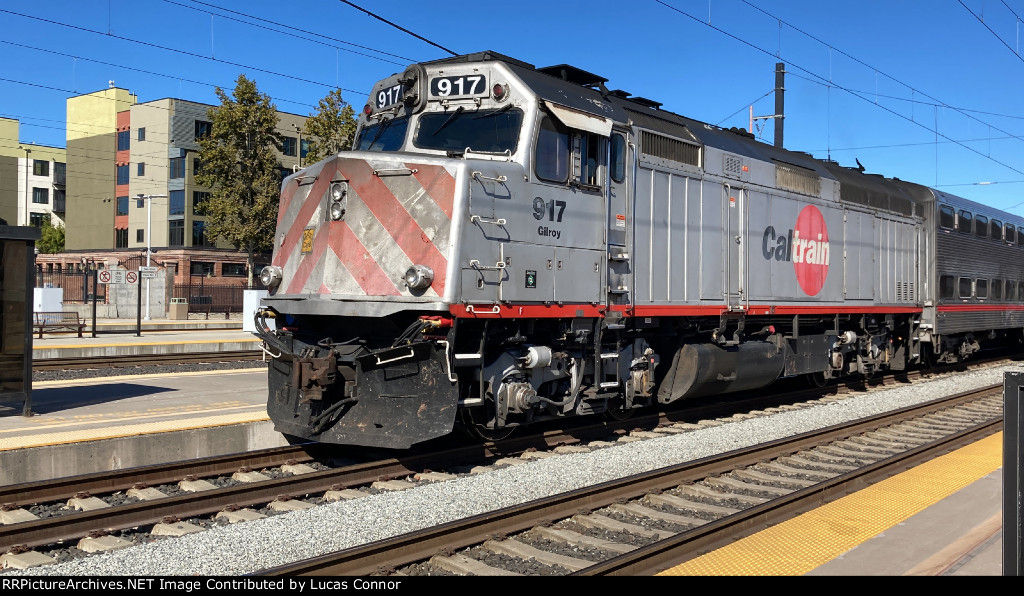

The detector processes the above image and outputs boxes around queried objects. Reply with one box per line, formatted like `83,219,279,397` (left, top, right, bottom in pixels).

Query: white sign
139,266,159,279
99,270,126,284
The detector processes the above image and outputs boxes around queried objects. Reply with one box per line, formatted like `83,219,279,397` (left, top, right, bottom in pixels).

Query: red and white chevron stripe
271,156,457,299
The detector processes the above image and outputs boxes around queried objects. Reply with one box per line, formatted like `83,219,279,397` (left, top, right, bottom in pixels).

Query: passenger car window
975,215,988,238
939,275,955,299
1007,224,1017,245
958,211,972,234
938,205,955,229
991,219,1002,240
976,278,988,299
992,279,1003,300
958,277,973,298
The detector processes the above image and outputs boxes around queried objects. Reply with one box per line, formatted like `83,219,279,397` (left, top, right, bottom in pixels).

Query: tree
37,218,65,253
301,89,358,165
195,74,282,287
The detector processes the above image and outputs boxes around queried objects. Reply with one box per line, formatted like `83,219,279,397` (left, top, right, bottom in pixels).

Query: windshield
413,107,523,154
355,116,410,152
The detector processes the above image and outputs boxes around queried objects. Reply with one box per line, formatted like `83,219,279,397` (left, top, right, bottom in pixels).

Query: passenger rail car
254,51,1024,449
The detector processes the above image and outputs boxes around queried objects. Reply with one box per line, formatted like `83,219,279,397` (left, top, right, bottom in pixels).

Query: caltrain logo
761,205,830,296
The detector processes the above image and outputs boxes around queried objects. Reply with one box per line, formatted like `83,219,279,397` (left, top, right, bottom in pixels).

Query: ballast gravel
6,363,1022,576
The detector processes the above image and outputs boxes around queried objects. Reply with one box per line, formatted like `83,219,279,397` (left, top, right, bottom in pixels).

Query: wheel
458,408,516,442
603,397,637,421
805,371,832,388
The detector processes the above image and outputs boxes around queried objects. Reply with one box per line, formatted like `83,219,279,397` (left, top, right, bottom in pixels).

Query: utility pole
750,63,786,146
137,193,167,321
774,62,785,148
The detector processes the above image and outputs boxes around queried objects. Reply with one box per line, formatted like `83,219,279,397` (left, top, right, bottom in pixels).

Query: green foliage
301,89,358,165
37,218,65,254
195,74,282,286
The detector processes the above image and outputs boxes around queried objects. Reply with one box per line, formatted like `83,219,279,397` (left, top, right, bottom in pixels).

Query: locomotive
253,51,1024,449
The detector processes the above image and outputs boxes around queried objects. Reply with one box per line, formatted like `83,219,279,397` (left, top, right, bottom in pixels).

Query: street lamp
137,193,166,320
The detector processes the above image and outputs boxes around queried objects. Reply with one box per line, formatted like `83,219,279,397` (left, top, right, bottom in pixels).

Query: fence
34,271,107,303
173,279,255,317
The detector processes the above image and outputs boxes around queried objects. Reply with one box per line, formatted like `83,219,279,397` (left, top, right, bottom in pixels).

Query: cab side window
610,133,626,183
535,116,569,183
576,132,605,189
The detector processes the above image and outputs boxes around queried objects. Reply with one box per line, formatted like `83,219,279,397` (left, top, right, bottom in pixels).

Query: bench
188,296,213,319
33,311,87,339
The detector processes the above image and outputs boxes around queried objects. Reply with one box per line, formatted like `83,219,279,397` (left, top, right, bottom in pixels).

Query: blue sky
3,0,1023,213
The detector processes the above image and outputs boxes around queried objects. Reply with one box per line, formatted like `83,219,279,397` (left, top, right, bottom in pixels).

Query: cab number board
376,84,405,109
430,75,487,98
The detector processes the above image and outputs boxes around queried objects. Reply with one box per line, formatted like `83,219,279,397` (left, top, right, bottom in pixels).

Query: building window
192,220,213,246
117,164,129,185
117,130,130,151
137,162,145,176
117,196,129,215
282,136,297,157
169,220,184,247
137,229,145,243
193,157,202,176
53,188,65,211
32,187,49,204
222,263,246,276
195,120,212,140
169,157,185,179
191,261,214,276
192,191,210,214
54,161,65,184
138,127,146,141
300,139,310,158
115,228,128,248
169,190,185,215
29,212,45,227
33,159,49,176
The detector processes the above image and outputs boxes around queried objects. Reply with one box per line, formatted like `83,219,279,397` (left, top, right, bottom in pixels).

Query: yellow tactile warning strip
33,337,261,351
32,368,264,387
0,411,270,451
658,432,1003,576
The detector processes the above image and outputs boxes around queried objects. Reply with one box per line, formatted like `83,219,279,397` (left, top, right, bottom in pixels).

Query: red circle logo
793,205,830,296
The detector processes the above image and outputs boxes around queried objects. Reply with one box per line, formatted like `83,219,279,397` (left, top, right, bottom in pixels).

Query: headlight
329,201,346,221
404,264,433,290
260,265,283,289
330,182,348,201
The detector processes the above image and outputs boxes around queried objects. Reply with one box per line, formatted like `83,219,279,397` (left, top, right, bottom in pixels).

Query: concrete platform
31,318,262,359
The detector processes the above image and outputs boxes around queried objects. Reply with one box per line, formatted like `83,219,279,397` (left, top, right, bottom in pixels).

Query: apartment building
0,118,67,228
54,85,307,285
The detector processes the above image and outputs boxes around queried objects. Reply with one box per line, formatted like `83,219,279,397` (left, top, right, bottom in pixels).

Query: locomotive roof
421,52,944,216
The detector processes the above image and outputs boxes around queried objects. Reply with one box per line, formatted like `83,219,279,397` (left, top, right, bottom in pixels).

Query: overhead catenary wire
655,0,1024,179
338,0,458,57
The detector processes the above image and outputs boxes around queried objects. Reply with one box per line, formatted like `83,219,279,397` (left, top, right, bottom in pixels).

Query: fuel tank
657,341,786,403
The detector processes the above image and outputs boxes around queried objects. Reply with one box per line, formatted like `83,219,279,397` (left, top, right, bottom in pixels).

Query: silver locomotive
254,51,1024,449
